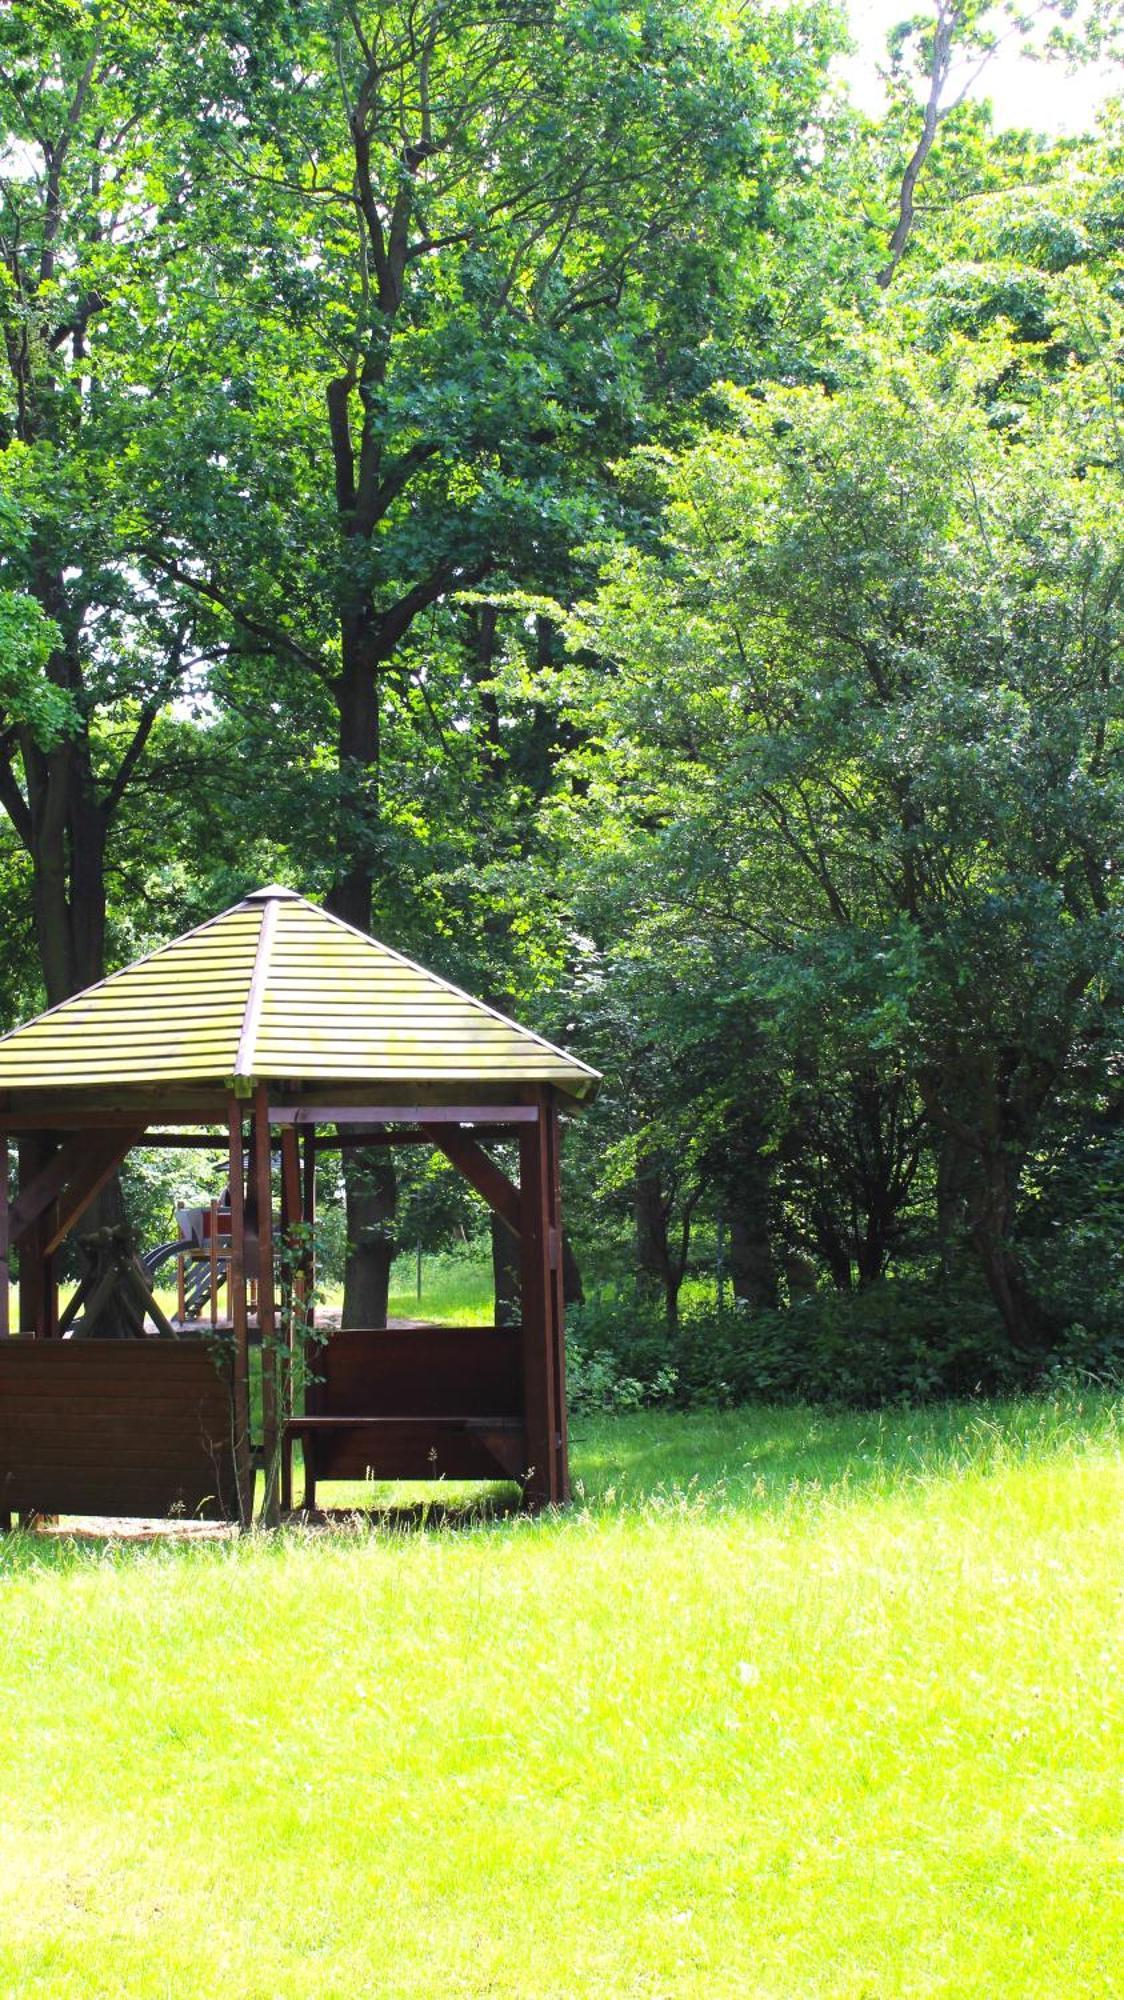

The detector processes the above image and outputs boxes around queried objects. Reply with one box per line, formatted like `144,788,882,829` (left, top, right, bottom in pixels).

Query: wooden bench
282,1326,525,1510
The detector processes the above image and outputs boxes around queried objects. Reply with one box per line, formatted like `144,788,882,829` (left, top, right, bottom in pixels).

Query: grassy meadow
144,1245,494,1330
1,1392,1121,1998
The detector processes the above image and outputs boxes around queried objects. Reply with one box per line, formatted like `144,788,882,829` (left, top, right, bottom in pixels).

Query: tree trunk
663,1271,679,1336
711,1105,777,1308
561,1233,584,1307
968,1154,1056,1356
727,1208,777,1307
492,1213,520,1326
340,1138,397,1328
19,701,125,1242
935,1131,970,1279
329,615,381,937
21,705,109,1006
634,1157,687,1333
634,1156,669,1298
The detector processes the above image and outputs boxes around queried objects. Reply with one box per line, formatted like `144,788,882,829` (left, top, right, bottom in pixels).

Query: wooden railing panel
308,1325,522,1421
295,1325,525,1493
0,1339,237,1520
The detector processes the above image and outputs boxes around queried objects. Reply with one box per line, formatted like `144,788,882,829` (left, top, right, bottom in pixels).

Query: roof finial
243,883,302,903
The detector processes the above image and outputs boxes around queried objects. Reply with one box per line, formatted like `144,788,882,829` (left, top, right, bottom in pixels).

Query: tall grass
1,1393,1120,1998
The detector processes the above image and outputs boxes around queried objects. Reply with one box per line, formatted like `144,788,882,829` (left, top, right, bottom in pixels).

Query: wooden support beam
269,1103,539,1127
42,1129,145,1256
279,1123,301,1421
17,1135,56,1337
312,1129,432,1150
423,1126,522,1239
0,1133,8,1339
227,1098,252,1523
302,1129,317,1335
133,1132,229,1150
253,1084,279,1522
545,1094,569,1504
11,1127,143,1249
10,1134,88,1242
518,1091,567,1509
0,1103,227,1131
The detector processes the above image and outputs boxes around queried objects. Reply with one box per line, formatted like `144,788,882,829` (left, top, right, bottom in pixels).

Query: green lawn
147,1248,494,1328
1,1394,1121,1998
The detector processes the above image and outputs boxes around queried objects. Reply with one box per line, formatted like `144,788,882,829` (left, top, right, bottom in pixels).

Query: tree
0,1,225,1004
870,0,1123,287
560,320,1124,1348
150,0,837,1320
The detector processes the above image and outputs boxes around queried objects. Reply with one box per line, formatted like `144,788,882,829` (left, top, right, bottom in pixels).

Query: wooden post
302,1130,317,1332
0,1134,7,1528
227,1097,252,1524
546,1094,570,1504
300,1128,317,1508
253,1084,279,1522
0,1133,9,1340
278,1124,302,1483
209,1198,219,1328
17,1135,54,1336
518,1089,567,1509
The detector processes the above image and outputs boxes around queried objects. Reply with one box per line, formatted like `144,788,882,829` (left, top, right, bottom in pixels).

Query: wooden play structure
0,886,598,1525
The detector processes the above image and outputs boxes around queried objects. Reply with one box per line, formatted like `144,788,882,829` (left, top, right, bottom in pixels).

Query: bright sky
843,0,1121,134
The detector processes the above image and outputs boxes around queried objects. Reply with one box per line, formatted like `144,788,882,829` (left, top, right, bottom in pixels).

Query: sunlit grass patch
0,1393,1120,1998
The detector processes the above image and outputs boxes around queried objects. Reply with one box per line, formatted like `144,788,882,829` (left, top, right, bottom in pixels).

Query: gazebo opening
0,887,598,1526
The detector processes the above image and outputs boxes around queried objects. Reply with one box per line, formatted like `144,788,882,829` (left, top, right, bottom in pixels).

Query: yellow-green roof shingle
0,887,599,1102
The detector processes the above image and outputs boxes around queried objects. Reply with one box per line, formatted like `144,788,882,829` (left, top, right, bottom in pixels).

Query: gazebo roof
0,886,599,1104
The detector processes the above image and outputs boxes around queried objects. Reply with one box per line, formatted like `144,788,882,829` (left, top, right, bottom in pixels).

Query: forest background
2,0,1123,1408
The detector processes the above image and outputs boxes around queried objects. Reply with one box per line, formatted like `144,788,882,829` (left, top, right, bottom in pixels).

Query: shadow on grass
1,1390,1118,1569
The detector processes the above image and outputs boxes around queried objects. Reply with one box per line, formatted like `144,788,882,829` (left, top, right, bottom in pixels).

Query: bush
567,1278,1124,1411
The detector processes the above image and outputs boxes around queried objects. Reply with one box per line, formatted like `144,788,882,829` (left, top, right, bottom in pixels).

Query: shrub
566,1278,1124,1411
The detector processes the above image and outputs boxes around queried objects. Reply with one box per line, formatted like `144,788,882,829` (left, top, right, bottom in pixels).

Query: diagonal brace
12,1129,145,1252
422,1126,522,1239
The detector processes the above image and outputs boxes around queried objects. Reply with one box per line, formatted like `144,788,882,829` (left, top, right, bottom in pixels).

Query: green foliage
556,303,1124,1342
569,1272,1124,1409
2,0,1124,1374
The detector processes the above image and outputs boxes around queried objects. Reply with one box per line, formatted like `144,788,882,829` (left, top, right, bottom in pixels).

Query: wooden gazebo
0,886,598,1525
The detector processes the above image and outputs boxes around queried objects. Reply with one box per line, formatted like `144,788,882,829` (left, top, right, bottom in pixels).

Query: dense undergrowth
567,1279,1124,1414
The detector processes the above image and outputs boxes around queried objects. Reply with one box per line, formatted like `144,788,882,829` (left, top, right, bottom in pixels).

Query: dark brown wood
133,1132,231,1149
0,1101,230,1130
252,1084,278,1514
17,1134,55,1335
422,1126,522,1239
279,1124,301,1401
0,1097,544,1131
284,1417,524,1498
0,1134,8,1339
0,1339,237,1520
546,1093,570,1503
309,1326,522,1420
287,1324,524,1508
518,1091,566,1508
269,1103,539,1127
313,1129,431,1149
42,1128,145,1255
10,1133,89,1241
227,1097,252,1522
302,1128,317,1335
